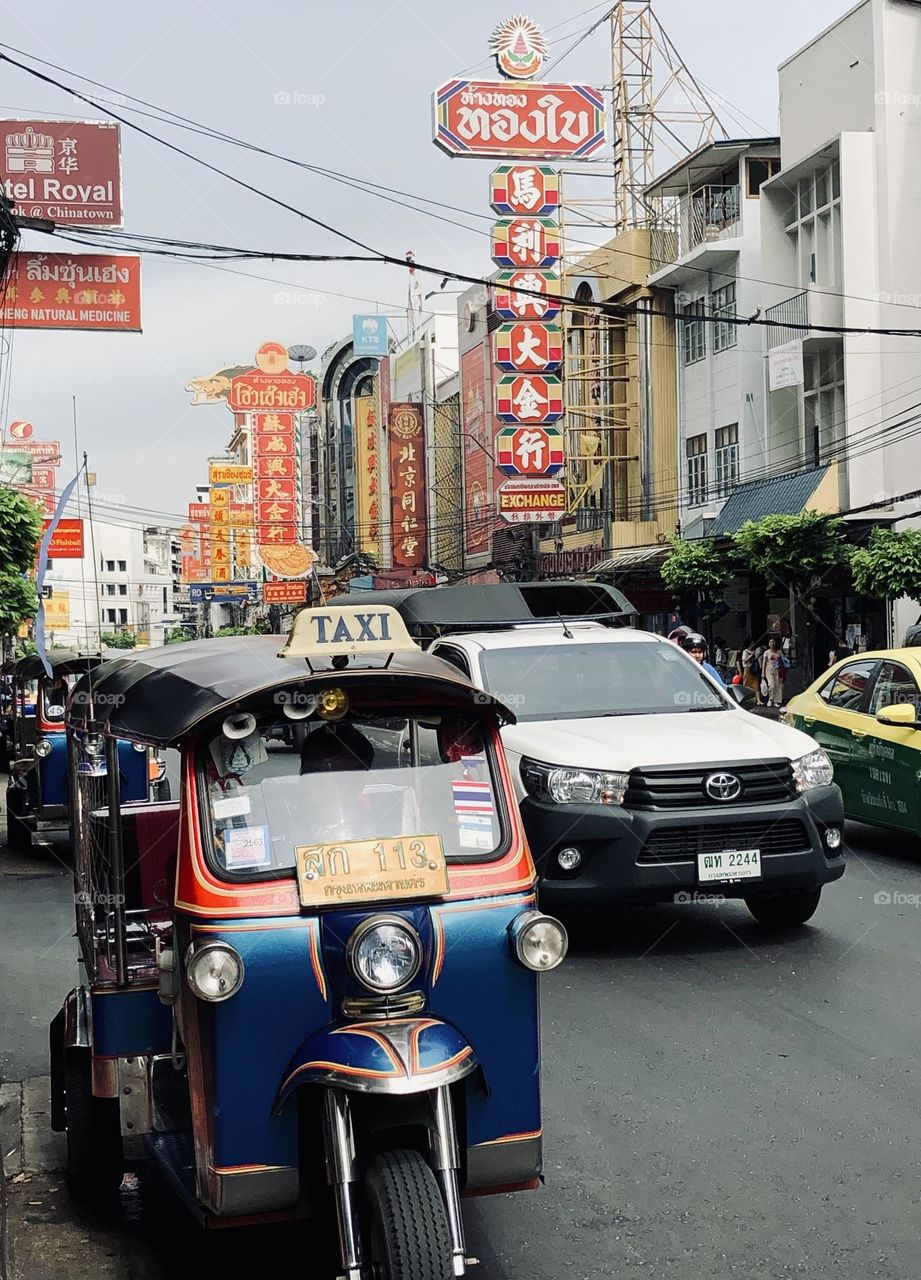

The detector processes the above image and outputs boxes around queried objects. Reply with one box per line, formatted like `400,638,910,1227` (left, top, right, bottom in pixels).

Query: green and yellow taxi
784,649,921,832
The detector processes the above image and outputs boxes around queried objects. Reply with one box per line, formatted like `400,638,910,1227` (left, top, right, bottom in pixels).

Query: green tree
733,511,849,586
0,573,37,638
213,622,271,637
660,535,732,594
164,626,195,644
0,487,43,574
850,527,921,601
100,630,137,650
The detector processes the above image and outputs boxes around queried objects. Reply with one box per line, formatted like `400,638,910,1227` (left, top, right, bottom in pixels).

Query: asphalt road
3,821,921,1279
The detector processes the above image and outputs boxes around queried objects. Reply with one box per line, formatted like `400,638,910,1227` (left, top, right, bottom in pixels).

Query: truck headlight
347,916,422,993
792,748,834,793
186,942,244,1002
34,738,53,758
521,757,628,805
510,911,568,971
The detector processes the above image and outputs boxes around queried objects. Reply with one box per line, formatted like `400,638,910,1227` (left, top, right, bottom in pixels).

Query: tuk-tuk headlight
347,916,422,993
510,911,568,972
186,942,244,1002
34,738,53,758
132,742,148,753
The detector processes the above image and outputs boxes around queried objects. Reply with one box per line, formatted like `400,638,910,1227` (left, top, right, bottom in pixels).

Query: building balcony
650,185,742,276
765,287,844,349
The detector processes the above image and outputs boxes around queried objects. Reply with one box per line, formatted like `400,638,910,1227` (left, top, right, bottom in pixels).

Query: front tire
366,1149,453,1280
63,1050,124,1205
745,888,822,928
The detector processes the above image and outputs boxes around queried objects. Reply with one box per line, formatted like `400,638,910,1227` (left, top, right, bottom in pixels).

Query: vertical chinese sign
432,17,606,543
388,404,427,569
460,348,490,556
354,396,381,560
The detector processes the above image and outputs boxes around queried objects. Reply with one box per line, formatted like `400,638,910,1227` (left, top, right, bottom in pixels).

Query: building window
686,433,709,506
804,347,845,465
682,301,706,365
746,157,781,197
118,584,127,596
106,584,115,596
106,609,116,624
711,283,737,352
117,560,126,572
105,560,115,572
784,162,841,290
715,424,739,497
118,609,128,625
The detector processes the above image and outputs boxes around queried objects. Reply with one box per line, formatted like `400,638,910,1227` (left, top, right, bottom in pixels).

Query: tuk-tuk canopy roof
327,581,636,639
14,650,118,680
67,634,514,748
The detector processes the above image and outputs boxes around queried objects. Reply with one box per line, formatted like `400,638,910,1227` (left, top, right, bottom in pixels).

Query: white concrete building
646,138,782,537
45,519,178,650
759,0,921,640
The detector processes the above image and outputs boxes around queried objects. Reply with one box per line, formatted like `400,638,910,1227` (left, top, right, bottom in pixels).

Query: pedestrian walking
761,637,785,706
739,637,761,695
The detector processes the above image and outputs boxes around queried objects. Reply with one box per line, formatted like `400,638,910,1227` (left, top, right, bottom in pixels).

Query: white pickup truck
333,583,845,928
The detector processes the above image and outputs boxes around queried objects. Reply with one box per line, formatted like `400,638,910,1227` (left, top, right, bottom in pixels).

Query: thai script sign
434,81,606,159
497,478,566,523
0,252,141,331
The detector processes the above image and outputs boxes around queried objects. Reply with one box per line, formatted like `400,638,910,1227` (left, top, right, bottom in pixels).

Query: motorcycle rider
681,632,726,687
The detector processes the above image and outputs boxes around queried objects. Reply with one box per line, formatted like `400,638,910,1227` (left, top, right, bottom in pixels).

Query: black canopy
67,635,513,748
328,581,636,640
14,650,119,680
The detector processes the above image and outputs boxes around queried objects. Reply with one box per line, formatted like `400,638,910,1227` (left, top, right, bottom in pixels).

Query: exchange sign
493,322,562,373
489,164,560,216
493,271,560,322
497,478,566,524
495,373,563,424
491,218,561,270
433,81,606,159
496,425,564,476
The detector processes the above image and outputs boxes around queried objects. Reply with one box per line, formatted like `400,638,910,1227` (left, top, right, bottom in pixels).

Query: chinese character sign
354,396,381,558
388,403,427,569
0,253,141,332
434,81,606,159
1,121,123,225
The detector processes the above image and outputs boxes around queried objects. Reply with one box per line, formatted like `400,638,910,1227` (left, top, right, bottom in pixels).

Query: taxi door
861,658,921,832
798,659,879,822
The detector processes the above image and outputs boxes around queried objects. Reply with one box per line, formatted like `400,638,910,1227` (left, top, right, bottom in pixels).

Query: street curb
0,1083,18,1280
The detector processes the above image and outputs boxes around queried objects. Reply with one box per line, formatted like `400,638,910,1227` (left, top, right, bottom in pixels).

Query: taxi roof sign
279,605,420,661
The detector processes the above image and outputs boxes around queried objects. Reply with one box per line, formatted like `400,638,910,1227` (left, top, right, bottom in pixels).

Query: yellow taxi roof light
279,605,419,662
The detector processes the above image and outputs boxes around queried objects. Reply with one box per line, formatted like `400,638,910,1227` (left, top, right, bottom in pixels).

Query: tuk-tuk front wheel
63,1050,124,1205
366,1149,453,1280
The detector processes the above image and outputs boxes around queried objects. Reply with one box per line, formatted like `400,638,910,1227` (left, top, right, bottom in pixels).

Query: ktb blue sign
352,314,389,358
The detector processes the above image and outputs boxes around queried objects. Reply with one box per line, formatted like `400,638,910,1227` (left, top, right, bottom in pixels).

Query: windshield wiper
684,704,726,712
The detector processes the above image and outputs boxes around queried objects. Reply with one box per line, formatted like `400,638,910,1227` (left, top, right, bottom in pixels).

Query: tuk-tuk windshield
204,711,505,877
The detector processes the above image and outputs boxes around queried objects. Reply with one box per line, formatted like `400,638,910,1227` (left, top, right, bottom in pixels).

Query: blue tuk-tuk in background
51,607,567,1279
5,651,156,852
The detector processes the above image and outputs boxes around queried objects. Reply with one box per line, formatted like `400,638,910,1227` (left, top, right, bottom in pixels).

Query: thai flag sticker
452,780,494,812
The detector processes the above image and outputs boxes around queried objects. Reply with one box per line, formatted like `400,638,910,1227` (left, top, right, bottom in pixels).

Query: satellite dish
288,344,317,365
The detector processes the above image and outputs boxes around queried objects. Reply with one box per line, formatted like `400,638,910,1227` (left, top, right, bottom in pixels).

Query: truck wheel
366,1149,453,1280
63,1050,124,1205
745,888,822,928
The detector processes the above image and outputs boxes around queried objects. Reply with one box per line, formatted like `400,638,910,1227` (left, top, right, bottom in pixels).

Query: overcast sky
1,0,857,522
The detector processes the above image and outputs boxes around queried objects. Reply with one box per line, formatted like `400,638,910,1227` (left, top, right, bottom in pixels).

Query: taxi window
868,661,920,716
818,660,877,712
203,711,505,879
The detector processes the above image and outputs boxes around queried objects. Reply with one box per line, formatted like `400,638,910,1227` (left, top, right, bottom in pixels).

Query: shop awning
708,466,829,537
591,545,669,575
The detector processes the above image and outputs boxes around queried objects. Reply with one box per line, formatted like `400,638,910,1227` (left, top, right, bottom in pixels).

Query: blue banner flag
35,469,82,677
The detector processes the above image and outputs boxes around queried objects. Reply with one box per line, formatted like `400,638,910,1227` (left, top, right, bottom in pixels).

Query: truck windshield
204,711,504,878
479,641,728,721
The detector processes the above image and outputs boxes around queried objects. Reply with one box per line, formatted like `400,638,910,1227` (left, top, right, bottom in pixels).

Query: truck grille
626,760,795,808
638,819,811,865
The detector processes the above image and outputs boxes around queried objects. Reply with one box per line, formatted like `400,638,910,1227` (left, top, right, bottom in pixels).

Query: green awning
708,466,829,537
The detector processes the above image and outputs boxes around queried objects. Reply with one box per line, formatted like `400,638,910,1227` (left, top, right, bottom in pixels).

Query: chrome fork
431,1085,469,1278
323,1089,364,1280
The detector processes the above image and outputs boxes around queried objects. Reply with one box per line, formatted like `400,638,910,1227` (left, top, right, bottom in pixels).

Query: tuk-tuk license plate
697,848,761,883
295,835,449,908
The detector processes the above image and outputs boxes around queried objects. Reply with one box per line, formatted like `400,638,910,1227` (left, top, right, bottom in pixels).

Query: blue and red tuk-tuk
5,651,153,852
50,605,567,1278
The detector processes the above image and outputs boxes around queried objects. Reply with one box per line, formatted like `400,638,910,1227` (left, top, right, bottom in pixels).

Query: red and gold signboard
495,373,563,424
228,370,316,412
263,580,307,604
354,396,381,559
388,403,427,569
30,465,56,489
209,462,252,484
41,517,84,558
492,271,560,322
7,439,62,463
496,424,564,476
1,253,141,331
460,347,491,557
188,502,210,522
497,478,566,523
433,81,605,159
1,121,123,225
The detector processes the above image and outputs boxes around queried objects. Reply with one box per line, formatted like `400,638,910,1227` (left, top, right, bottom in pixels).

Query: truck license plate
697,848,761,883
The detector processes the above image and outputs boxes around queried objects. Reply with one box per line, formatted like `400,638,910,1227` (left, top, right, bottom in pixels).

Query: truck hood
500,709,818,772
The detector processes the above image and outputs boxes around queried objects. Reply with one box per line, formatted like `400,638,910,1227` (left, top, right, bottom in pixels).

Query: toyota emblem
705,772,742,802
